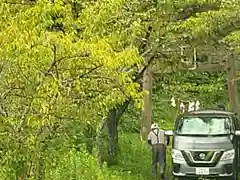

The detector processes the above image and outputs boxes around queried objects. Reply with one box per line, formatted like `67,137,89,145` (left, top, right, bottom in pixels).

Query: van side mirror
235,130,240,136
165,130,173,136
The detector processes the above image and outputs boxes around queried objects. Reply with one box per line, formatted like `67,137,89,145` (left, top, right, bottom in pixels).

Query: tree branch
78,75,113,81
62,64,104,84
177,3,220,20
4,0,35,5
0,102,8,117
115,100,131,125
134,55,155,82
78,65,103,79
45,53,90,76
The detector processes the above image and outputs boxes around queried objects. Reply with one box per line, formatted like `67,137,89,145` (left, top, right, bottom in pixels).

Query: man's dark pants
152,143,166,177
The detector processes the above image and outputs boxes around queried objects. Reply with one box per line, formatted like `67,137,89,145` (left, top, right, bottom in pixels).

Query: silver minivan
166,109,240,180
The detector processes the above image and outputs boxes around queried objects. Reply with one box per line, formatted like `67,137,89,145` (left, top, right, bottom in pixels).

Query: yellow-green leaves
177,0,240,42
0,0,145,145
79,0,125,38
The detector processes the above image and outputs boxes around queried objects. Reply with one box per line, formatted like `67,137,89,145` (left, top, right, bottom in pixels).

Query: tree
0,0,146,177
2,0,240,178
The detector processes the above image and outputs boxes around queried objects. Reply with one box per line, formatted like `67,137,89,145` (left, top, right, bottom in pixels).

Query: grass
115,133,173,179
43,132,173,180
0,132,172,180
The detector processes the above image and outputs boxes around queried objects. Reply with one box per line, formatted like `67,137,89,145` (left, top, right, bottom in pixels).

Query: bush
0,131,172,180
43,133,172,180
0,131,166,180
45,149,145,180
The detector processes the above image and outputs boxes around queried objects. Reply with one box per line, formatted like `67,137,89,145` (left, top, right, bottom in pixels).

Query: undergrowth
45,133,172,180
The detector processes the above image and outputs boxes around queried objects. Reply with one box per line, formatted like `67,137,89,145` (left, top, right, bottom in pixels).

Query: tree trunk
183,102,189,112
96,100,131,167
106,108,118,166
226,54,239,113
226,54,240,180
141,64,153,141
106,100,130,166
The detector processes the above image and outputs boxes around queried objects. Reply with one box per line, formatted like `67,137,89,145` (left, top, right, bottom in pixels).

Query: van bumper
172,159,234,178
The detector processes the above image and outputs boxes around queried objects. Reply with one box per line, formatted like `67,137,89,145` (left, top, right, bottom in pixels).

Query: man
148,123,169,179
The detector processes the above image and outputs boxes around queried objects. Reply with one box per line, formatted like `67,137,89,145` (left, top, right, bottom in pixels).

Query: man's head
151,123,159,130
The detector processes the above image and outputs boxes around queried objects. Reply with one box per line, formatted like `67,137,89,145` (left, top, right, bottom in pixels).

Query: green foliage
0,0,147,178
155,71,229,107
42,133,172,180
121,71,229,134
44,150,143,180
1,0,240,179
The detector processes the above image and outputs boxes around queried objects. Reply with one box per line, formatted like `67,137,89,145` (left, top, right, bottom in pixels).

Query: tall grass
45,133,172,180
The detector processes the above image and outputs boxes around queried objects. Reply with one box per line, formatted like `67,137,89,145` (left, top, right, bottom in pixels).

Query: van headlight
220,149,235,161
172,149,184,160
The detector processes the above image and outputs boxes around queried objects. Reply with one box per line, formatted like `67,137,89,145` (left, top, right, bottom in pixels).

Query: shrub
45,148,146,180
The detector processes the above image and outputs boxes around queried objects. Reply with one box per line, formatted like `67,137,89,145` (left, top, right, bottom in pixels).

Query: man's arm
164,134,170,146
148,139,152,146
166,135,170,145
164,131,170,145
147,132,152,146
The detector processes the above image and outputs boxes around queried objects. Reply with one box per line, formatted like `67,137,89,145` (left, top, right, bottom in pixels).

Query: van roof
186,109,234,116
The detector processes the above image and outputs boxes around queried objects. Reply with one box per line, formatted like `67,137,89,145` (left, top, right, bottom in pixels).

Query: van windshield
176,116,232,136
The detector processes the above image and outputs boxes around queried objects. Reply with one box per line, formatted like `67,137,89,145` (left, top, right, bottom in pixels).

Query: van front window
176,116,231,135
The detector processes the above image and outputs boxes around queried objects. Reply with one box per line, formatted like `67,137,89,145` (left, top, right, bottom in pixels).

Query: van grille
181,150,223,167
191,151,214,161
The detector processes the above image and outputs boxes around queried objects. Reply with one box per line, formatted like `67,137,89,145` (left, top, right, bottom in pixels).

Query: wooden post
226,54,240,180
226,54,239,113
141,64,153,141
